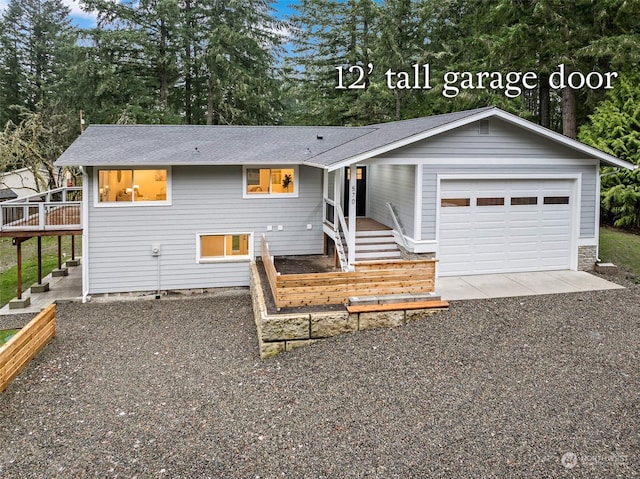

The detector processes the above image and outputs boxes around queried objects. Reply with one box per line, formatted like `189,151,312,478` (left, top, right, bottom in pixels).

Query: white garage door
438,179,574,276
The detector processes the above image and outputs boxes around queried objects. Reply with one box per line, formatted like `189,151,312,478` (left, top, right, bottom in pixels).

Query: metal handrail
386,202,409,249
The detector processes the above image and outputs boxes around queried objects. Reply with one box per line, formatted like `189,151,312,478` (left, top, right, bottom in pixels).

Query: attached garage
437,178,577,276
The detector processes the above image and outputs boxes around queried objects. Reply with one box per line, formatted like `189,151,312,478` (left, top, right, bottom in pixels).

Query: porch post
348,164,357,266
333,169,341,232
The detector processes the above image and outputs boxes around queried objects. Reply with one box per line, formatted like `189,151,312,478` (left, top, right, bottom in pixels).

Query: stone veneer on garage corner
249,262,448,359
578,245,598,271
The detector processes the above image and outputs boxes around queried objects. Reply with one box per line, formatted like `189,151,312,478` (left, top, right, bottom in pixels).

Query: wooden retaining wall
0,304,56,392
262,236,436,308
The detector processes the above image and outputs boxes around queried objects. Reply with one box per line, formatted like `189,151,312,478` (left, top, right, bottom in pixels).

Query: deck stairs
354,229,402,262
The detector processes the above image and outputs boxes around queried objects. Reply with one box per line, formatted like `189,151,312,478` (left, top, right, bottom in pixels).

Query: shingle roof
54,108,491,168
55,107,634,170
0,188,18,201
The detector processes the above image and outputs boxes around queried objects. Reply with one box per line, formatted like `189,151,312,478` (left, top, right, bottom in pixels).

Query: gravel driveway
0,280,638,478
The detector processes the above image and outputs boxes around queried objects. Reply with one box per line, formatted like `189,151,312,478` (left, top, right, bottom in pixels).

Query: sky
0,0,298,29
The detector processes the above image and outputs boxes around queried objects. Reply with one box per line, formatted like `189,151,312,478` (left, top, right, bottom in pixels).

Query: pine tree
0,0,76,127
579,73,640,229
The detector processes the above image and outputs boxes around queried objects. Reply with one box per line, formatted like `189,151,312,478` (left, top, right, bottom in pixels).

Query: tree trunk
562,88,577,138
539,72,550,128
183,0,193,124
159,18,168,111
207,81,215,125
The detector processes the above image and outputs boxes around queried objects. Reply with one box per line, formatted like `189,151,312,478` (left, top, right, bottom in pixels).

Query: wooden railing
261,235,436,309
323,198,350,271
1,187,82,232
0,304,56,392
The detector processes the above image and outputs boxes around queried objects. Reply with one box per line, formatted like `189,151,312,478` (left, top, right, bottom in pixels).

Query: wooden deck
349,218,391,231
0,187,82,238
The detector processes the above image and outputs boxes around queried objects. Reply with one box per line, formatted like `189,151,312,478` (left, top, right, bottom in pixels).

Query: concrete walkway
0,261,83,316
436,270,624,301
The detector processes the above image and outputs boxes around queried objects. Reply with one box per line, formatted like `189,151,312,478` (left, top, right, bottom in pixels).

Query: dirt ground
273,254,340,274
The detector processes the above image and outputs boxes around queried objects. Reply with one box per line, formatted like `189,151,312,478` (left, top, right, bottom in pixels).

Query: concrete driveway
436,270,624,301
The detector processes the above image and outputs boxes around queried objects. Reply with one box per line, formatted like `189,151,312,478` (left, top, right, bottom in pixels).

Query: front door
344,166,367,217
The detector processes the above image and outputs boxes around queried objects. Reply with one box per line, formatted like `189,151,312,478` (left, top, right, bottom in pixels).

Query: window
544,196,570,205
197,233,252,262
245,167,297,196
511,197,538,206
98,169,169,204
441,198,470,207
477,197,505,206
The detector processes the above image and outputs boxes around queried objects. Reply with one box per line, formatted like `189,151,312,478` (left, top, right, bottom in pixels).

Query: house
54,107,635,299
0,166,61,200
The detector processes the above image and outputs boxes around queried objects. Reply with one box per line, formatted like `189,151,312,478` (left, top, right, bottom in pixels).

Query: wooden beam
0,229,82,238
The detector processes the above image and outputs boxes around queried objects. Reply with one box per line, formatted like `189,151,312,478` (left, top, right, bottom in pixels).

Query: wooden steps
355,229,402,262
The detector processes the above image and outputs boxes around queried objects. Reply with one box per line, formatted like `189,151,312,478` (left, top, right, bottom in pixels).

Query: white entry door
438,179,575,276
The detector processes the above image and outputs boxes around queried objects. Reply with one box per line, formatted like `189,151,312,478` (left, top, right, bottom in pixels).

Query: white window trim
196,232,254,264
243,165,300,198
94,166,172,207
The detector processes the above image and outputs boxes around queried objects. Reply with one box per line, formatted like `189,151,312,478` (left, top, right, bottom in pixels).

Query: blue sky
62,0,298,29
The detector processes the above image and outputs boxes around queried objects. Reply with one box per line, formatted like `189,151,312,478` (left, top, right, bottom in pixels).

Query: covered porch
321,163,415,271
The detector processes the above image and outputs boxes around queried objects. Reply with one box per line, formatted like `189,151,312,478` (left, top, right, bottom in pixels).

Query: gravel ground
0,279,638,478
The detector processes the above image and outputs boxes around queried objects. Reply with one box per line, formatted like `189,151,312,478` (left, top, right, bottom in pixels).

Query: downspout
80,166,90,302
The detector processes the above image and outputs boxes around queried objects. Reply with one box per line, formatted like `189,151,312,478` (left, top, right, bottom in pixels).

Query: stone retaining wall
250,262,446,359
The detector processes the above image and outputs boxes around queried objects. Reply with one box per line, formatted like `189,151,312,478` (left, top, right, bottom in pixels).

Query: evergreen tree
288,0,378,125
579,73,640,229
0,0,76,127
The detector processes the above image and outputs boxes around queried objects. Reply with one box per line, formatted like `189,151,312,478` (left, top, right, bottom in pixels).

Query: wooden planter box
0,304,56,392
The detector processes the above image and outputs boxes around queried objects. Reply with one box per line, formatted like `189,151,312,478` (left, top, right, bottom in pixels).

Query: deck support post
9,237,31,308
31,236,50,293
71,235,75,260
37,236,42,284
16,239,22,299
52,235,68,277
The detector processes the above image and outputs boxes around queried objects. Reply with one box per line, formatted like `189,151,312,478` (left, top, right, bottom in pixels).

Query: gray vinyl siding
376,119,593,159
86,165,323,294
367,164,415,237
420,164,598,240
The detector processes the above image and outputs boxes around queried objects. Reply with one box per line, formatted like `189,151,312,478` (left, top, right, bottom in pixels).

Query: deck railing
0,187,82,232
323,198,350,271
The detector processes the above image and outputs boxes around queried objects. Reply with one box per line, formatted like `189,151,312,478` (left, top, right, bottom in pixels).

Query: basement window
244,166,298,197
197,233,252,263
